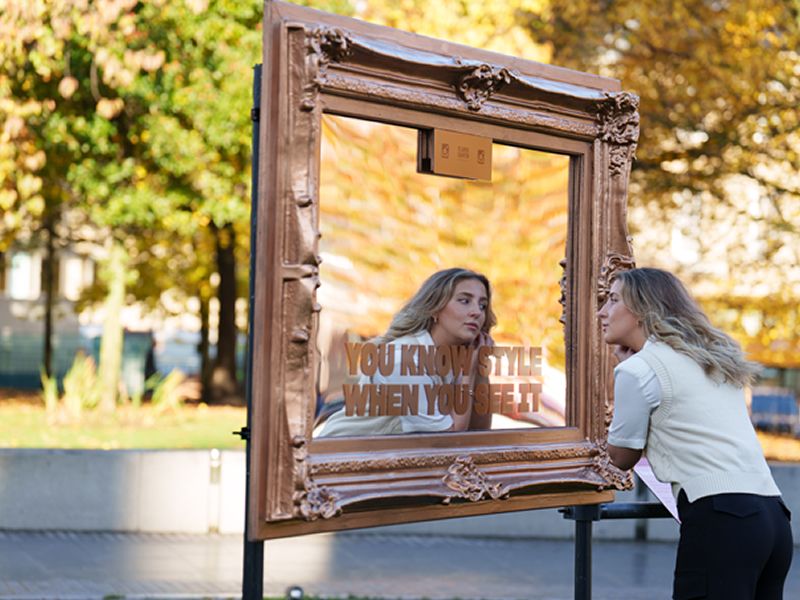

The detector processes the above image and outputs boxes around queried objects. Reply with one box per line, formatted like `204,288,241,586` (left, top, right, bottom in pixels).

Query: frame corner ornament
592,448,634,491
442,456,506,503
308,26,353,66
597,252,636,305
295,476,342,521
596,91,640,176
456,64,513,111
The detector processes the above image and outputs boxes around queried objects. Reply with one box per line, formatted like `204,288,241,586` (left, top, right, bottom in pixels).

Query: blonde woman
319,268,496,437
597,267,792,600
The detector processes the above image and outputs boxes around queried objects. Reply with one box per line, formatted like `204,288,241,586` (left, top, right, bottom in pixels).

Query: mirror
313,114,569,438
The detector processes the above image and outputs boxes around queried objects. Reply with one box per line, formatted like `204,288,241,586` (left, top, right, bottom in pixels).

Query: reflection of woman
598,268,792,599
319,268,495,437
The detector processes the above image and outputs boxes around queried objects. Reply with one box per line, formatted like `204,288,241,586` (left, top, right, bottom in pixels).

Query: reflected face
430,278,488,346
596,279,644,349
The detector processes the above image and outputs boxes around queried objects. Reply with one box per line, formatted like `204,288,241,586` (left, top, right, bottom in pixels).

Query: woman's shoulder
614,352,656,380
387,330,433,346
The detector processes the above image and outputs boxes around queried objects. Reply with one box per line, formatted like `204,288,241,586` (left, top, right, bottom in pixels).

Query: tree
528,0,800,365
1,1,260,403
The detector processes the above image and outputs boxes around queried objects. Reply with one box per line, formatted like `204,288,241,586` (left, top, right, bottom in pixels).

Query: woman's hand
470,331,494,372
464,332,494,430
613,345,636,363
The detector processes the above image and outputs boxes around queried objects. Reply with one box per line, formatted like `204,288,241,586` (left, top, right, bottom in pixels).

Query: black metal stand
560,501,672,600
241,63,264,600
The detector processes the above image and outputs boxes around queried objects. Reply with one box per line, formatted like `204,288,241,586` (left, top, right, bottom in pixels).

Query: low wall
1,449,797,543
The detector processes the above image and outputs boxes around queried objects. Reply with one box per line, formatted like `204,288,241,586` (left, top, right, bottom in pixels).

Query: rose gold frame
250,1,639,540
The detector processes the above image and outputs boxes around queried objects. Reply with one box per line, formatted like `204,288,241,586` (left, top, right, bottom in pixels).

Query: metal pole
560,501,671,600
572,505,600,600
241,62,264,600
574,517,592,600
634,475,648,540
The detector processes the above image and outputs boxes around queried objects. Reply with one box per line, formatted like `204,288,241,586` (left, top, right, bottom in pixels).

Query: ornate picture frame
250,1,638,540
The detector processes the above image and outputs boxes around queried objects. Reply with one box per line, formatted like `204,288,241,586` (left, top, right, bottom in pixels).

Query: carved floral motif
591,445,634,491
295,478,343,520
597,92,640,176
456,64,513,111
442,456,506,503
308,27,353,66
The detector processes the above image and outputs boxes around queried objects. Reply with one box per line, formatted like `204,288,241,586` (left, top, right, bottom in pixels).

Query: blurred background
0,0,798,451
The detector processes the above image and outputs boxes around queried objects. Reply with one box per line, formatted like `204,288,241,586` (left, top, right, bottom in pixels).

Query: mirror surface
313,114,569,437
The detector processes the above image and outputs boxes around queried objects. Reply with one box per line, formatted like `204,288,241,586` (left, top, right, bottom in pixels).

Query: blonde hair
614,268,758,387
376,268,496,343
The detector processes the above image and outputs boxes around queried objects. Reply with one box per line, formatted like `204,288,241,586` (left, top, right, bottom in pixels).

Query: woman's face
597,279,645,350
430,278,488,346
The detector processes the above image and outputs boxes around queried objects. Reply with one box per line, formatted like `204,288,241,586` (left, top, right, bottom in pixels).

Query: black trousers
674,491,793,599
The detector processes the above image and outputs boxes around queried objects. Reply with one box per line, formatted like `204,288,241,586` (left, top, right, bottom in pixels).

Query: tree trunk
98,240,127,414
209,222,239,403
199,293,212,404
41,216,56,378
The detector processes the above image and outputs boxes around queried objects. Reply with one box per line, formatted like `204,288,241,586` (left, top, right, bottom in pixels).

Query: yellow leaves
184,0,209,15
97,49,134,87
2,115,26,140
17,173,42,200
0,189,18,210
26,195,45,217
96,97,124,119
357,0,548,60
123,49,166,73
23,150,46,171
97,0,138,26
58,76,79,99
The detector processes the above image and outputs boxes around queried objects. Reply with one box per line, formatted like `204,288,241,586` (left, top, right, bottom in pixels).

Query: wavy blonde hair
614,268,758,387
376,268,497,344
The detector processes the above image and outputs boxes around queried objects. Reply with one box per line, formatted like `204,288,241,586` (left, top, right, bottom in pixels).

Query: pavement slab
1,530,798,600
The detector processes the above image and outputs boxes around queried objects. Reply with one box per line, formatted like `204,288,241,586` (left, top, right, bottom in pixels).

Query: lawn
0,391,246,450
1,389,800,459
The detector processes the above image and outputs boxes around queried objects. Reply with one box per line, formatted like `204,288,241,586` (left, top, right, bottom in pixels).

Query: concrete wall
0,449,797,544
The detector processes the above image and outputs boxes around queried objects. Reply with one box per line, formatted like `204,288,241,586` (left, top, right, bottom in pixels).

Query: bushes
40,352,186,422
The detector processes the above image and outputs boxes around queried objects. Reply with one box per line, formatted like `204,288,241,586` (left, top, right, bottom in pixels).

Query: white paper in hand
634,457,680,522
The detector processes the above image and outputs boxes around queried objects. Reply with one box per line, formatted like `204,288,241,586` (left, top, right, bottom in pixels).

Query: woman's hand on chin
472,331,494,349
613,345,636,363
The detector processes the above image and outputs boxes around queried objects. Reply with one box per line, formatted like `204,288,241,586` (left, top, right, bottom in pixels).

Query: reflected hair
613,268,758,387
376,268,497,344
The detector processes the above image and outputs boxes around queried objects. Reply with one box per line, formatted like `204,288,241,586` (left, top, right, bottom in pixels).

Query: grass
0,391,246,450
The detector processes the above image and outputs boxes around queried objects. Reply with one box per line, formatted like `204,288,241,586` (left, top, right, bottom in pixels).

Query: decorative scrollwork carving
456,64,513,111
597,252,636,305
295,477,342,521
558,257,568,326
591,446,634,491
310,444,594,476
442,456,506,503
300,27,354,112
597,92,640,176
308,27,353,66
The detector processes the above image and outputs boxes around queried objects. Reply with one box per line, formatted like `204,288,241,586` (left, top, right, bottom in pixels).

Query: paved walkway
1,530,799,600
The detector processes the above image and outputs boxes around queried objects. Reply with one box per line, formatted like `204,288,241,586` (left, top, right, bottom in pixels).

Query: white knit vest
622,340,780,502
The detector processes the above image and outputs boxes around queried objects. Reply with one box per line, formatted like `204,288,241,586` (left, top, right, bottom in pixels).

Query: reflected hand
465,331,493,383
